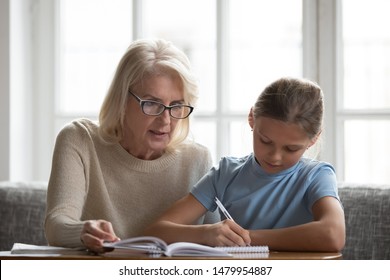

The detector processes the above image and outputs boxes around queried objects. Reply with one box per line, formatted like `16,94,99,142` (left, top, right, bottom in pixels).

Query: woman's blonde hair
98,39,198,149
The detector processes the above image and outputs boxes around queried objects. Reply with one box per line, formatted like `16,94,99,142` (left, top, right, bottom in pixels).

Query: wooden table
0,250,342,260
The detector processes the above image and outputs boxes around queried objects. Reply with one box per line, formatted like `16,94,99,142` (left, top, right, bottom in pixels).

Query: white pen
214,197,234,221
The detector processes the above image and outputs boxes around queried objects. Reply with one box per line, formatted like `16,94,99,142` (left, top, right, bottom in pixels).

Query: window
339,0,390,183
141,0,218,158
10,0,389,185
57,0,132,117
56,0,302,163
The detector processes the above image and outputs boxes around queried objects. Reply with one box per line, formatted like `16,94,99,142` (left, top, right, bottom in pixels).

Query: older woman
45,39,213,252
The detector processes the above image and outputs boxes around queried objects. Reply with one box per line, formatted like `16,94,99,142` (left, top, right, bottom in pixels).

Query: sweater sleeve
45,121,90,247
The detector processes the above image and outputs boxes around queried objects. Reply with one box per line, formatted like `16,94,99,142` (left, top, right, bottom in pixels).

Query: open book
103,236,269,257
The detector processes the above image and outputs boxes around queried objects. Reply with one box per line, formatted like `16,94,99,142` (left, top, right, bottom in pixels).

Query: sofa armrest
0,181,48,251
338,185,390,259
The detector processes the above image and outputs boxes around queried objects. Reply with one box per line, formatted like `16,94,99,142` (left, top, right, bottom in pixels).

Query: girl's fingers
216,220,251,246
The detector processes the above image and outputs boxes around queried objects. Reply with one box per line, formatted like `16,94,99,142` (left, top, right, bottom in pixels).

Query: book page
103,236,167,254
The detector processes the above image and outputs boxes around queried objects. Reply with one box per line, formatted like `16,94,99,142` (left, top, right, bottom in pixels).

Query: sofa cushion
0,181,48,251
338,185,390,259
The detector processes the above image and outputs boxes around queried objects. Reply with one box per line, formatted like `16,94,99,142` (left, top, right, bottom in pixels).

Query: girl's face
248,110,317,174
120,74,183,160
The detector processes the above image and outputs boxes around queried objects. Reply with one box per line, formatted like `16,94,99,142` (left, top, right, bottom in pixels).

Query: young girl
144,77,346,252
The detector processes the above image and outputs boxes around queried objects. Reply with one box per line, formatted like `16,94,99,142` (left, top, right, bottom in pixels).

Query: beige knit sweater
45,119,212,247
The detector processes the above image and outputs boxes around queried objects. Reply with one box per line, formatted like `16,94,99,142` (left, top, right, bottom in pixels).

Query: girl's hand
204,219,251,246
80,219,120,252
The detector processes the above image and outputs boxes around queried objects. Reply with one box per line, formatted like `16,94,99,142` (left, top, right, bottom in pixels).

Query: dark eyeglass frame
129,91,194,119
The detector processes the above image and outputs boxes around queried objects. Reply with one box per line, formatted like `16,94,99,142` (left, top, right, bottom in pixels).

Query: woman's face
249,112,316,174
121,74,184,160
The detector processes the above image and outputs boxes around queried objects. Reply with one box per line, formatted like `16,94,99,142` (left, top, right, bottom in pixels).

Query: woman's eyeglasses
129,91,194,119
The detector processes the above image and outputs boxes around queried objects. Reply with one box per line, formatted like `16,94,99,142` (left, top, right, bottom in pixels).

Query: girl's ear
248,108,255,129
309,130,322,147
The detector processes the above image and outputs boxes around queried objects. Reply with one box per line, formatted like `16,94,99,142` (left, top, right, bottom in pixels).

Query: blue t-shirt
191,153,340,229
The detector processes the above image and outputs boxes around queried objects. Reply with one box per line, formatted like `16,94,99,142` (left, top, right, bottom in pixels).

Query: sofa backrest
0,182,48,251
338,185,390,260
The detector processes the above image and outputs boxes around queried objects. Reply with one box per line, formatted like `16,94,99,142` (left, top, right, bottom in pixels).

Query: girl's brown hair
252,77,323,139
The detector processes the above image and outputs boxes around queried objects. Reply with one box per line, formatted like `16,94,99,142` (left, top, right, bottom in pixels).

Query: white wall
28,0,56,181
0,0,10,181
1,0,55,182
10,0,34,181
0,0,34,181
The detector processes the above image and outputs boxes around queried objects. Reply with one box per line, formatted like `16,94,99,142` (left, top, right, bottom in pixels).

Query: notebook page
216,245,269,253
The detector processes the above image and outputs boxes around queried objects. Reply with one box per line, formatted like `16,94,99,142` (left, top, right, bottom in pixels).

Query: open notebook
103,236,269,257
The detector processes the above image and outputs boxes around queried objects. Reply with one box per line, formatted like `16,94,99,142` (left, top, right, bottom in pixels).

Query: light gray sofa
0,181,47,251
337,183,390,259
0,181,389,259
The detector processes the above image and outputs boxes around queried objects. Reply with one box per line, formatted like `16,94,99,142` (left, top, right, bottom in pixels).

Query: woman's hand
203,219,251,247
80,219,120,252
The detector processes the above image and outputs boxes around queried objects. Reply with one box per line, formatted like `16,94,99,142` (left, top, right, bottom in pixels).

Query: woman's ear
248,108,255,129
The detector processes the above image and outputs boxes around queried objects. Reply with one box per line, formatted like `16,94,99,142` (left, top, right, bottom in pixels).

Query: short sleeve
305,164,339,211
191,166,219,212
